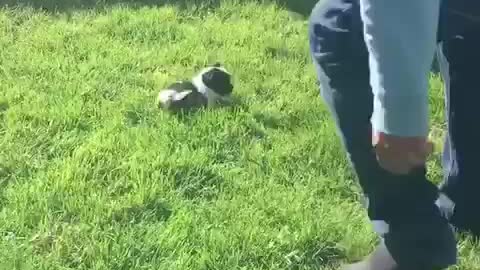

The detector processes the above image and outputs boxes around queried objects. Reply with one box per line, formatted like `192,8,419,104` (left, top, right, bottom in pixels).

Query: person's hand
372,131,434,175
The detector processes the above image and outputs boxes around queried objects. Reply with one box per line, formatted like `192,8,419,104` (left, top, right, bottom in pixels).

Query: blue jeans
308,0,480,268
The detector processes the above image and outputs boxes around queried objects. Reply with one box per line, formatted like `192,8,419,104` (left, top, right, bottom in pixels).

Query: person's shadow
2,0,318,17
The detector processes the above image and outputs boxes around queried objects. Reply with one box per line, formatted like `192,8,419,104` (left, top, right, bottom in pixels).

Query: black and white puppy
157,64,234,113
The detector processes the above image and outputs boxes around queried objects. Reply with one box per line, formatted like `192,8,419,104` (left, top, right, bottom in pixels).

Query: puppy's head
190,63,234,107
200,64,233,97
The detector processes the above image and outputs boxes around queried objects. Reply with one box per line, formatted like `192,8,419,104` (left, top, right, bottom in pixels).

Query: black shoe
437,193,480,238
450,204,480,238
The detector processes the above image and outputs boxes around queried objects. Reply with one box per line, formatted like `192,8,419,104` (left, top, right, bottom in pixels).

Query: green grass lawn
0,1,479,269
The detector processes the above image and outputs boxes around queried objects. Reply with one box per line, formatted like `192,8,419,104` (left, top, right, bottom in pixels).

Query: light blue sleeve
359,0,441,137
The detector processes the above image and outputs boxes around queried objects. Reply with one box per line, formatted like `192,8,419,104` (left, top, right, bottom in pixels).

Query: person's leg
437,17,480,236
308,0,457,269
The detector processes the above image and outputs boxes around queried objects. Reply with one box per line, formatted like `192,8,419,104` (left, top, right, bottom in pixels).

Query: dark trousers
437,8,480,236
308,0,479,268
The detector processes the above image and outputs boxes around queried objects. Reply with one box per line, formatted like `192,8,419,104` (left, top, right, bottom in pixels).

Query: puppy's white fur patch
157,89,192,107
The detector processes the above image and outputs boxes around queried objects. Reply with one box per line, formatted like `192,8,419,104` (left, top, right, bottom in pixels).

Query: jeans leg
438,25,480,236
308,1,456,269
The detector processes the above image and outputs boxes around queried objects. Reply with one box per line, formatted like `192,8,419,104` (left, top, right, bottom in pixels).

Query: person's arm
359,0,441,137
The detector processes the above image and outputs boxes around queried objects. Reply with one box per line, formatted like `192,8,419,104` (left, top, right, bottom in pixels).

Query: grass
0,1,479,269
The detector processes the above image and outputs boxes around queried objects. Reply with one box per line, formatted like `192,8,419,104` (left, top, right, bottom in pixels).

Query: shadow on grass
172,164,225,200
284,239,345,269
1,0,318,17
110,197,173,225
0,165,12,211
166,95,249,121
